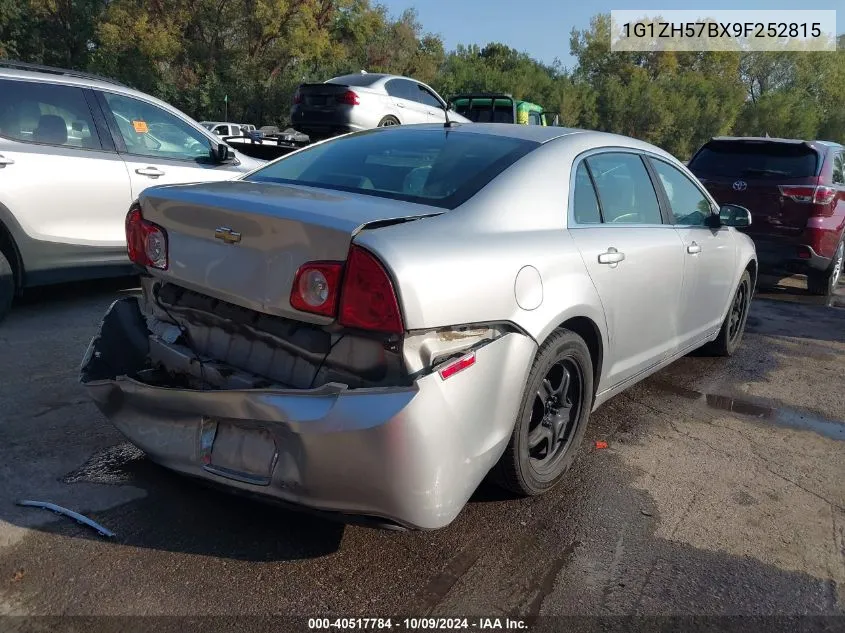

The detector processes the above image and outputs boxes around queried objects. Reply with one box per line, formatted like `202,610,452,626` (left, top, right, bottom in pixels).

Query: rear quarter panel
354,137,614,391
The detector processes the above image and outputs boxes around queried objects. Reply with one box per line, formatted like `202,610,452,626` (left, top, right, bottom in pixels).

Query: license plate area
199,417,278,486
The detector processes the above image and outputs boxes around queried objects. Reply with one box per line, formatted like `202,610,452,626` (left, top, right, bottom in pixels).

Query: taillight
289,246,404,334
126,204,168,270
293,91,302,104
339,246,402,333
289,262,342,317
336,90,360,106
778,185,836,205
812,186,836,205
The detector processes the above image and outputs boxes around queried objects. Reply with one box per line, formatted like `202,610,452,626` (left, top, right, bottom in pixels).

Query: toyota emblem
732,180,748,192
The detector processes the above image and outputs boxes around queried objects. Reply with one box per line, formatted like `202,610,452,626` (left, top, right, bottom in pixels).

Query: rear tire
702,270,751,357
807,239,844,297
377,115,400,128
0,248,15,323
492,328,594,496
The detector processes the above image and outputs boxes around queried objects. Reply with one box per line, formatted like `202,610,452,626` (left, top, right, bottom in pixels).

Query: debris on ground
16,500,116,538
595,440,609,449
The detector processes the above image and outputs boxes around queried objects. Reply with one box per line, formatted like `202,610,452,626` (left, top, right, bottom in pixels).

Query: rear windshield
689,141,820,179
327,74,381,87
245,128,538,209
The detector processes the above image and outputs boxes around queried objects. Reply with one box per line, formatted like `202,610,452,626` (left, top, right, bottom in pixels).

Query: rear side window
689,141,820,179
0,78,100,150
586,153,663,225
572,162,602,224
246,128,538,209
833,153,844,185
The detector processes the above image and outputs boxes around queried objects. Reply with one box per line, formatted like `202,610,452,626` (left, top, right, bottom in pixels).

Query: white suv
0,61,265,320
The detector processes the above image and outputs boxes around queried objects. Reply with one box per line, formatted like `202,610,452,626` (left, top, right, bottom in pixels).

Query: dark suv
688,137,845,296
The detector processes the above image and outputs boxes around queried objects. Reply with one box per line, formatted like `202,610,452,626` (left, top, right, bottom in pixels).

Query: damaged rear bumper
80,297,536,530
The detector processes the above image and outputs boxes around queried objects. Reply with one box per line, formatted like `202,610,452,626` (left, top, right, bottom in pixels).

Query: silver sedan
80,124,757,530
290,72,471,140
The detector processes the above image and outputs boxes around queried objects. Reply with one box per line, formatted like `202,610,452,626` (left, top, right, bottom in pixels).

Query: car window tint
417,87,442,108
689,141,819,178
246,128,538,210
328,74,381,88
0,78,101,150
572,162,602,224
103,93,212,161
384,80,403,98
650,159,713,226
586,153,662,225
834,153,845,185
397,79,419,102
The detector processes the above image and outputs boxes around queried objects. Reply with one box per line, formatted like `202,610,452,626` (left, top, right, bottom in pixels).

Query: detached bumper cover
80,297,536,530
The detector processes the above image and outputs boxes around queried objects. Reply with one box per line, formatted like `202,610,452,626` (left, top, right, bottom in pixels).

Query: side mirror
718,204,752,227
211,143,231,163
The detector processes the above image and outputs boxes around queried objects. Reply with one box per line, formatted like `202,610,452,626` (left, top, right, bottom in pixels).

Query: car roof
369,123,678,160
0,66,202,121
328,72,422,87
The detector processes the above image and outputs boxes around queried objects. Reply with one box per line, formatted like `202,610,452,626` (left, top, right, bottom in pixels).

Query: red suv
688,137,845,296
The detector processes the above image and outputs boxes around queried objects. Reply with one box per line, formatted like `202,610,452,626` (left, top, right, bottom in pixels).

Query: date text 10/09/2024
307,618,529,630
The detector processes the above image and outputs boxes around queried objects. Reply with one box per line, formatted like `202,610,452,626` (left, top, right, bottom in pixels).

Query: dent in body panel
81,293,538,529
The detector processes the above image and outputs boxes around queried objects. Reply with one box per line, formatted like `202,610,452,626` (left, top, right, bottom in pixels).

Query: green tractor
449,93,559,126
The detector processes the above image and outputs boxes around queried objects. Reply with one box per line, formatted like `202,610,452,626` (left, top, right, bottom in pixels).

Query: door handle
135,167,165,177
0,155,14,167
396,102,406,108
598,247,625,266
687,242,702,254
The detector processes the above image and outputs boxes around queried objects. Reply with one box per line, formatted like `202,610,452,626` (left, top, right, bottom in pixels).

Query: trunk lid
296,82,352,108
138,180,440,321
689,139,823,237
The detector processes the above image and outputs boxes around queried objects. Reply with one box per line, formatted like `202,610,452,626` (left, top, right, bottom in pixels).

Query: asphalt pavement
0,273,843,628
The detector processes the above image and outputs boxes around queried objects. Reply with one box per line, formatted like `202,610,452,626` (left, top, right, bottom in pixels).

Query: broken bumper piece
80,297,536,530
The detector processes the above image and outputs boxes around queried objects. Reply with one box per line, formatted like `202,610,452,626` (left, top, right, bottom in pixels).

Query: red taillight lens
778,184,836,205
126,205,168,270
293,91,302,104
339,246,403,334
336,90,359,106
778,185,816,202
812,185,836,205
289,262,343,317
289,246,403,334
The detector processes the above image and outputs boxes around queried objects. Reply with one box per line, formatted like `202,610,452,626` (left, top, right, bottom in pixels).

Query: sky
379,0,845,69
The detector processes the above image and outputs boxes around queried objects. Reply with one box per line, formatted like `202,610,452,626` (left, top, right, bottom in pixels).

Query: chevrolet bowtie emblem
214,227,241,244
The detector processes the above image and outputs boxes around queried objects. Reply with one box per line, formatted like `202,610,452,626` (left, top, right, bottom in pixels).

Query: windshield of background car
689,141,821,179
245,128,539,209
